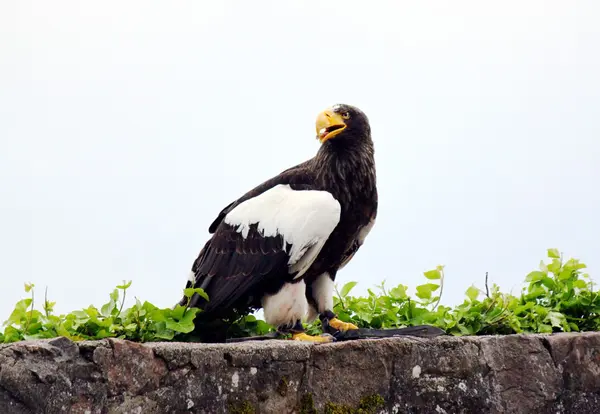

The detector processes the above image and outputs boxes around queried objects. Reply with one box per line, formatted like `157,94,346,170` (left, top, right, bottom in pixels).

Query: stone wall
0,332,599,413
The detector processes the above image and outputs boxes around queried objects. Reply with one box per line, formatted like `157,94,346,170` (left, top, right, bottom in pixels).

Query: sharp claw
291,332,335,343
329,318,359,332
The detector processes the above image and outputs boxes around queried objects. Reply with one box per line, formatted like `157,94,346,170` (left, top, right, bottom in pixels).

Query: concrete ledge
0,332,599,413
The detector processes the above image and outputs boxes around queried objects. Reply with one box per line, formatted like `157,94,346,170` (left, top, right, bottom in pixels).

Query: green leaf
71,310,90,320
26,322,43,335
547,248,560,259
116,280,132,290
416,283,439,300
533,305,549,318
389,285,407,300
457,324,473,335
149,309,167,322
5,298,32,326
2,326,23,343
340,282,358,298
537,323,552,334
547,259,562,274
124,323,138,332
546,311,565,328
423,269,441,280
558,269,574,281
183,288,209,301
142,301,158,313
94,329,114,339
514,302,533,315
525,271,546,282
153,322,175,340
466,286,480,302
525,285,546,300
540,277,556,290
100,302,115,318
165,315,196,334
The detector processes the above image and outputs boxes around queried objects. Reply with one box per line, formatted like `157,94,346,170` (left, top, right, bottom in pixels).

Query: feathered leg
306,272,359,334
262,279,334,343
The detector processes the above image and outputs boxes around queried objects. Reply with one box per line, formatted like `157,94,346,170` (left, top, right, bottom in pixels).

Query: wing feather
185,184,341,320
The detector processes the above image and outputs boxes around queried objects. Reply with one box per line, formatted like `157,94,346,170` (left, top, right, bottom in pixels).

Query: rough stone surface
0,332,599,413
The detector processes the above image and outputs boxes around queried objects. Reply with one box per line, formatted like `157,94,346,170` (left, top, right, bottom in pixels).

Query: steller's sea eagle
178,104,377,342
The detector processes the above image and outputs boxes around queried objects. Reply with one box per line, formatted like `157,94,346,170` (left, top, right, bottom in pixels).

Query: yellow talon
329,318,359,332
291,332,334,343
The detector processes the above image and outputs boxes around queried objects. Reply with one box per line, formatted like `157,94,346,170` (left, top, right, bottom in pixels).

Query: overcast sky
1,1,599,322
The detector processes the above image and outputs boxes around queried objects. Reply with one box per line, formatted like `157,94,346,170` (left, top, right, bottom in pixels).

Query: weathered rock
0,332,598,413
543,332,600,412
94,338,168,397
390,336,491,413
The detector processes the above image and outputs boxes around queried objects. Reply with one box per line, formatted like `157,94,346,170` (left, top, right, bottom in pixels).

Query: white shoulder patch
223,184,341,277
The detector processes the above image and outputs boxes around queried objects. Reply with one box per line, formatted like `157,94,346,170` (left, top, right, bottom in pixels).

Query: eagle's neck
313,138,376,209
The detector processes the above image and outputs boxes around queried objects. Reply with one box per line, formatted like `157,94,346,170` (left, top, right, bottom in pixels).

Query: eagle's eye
342,112,351,120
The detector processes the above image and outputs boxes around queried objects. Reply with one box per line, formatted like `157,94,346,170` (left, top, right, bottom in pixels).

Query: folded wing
185,183,341,318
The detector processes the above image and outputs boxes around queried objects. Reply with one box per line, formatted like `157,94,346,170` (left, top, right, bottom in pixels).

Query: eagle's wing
337,190,378,271
207,160,312,234
185,182,341,318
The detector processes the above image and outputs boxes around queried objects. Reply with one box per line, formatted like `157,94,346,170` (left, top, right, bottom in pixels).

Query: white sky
1,1,599,322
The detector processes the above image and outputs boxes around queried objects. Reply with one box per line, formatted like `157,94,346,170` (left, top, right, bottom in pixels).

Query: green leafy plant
0,282,210,343
310,248,599,336
1,248,598,344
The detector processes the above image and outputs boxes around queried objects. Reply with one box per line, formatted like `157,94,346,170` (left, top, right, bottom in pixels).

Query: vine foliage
1,249,598,344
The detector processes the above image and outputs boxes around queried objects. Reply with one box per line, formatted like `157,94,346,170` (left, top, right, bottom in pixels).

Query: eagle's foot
277,320,334,343
319,310,359,334
328,318,359,332
291,332,335,343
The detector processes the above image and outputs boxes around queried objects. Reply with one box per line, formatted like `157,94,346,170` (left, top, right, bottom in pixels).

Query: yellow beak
315,108,347,143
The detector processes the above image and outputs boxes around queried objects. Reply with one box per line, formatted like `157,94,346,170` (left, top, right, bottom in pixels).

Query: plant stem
334,284,347,310
116,289,127,319
24,288,34,334
431,269,445,311
44,286,49,318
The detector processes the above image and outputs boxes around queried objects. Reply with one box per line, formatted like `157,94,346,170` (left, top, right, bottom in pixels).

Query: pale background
1,1,598,321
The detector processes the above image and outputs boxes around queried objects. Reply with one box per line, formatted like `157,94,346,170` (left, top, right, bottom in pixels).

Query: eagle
179,104,377,342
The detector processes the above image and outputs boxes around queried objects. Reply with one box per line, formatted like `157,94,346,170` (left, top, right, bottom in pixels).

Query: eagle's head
315,104,371,145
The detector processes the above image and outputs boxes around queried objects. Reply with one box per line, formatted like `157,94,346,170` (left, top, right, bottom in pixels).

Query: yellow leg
291,332,334,343
328,318,359,332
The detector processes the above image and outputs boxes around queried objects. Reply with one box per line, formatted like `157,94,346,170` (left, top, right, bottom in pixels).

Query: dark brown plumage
179,104,377,342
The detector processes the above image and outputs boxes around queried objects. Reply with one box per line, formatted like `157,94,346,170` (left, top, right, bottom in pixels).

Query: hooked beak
315,108,347,143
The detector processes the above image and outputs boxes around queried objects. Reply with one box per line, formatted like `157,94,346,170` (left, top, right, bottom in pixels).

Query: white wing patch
223,184,341,278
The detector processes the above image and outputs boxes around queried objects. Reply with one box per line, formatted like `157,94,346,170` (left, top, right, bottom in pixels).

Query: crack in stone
223,351,233,365
540,337,555,363
537,336,569,409
387,357,397,410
